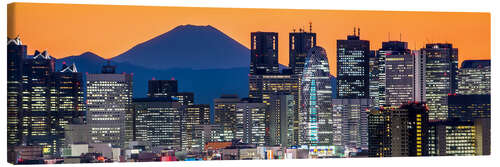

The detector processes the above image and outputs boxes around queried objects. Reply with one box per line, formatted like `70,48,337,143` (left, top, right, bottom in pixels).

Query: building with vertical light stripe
300,46,333,146
250,32,279,75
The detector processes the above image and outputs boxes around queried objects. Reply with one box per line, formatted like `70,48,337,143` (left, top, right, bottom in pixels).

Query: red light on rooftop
152,77,156,80
62,61,66,65
171,77,175,80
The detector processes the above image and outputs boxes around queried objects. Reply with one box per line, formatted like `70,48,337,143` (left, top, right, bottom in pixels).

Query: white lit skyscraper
86,62,133,148
300,46,333,146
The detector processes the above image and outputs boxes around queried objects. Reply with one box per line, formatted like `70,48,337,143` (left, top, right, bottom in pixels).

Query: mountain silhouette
56,52,249,107
111,25,249,70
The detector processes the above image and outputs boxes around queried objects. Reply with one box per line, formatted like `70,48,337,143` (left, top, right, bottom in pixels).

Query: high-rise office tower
248,73,299,145
21,50,55,155
133,98,183,150
368,50,380,107
383,41,414,106
428,121,476,156
7,37,26,147
214,94,241,141
376,41,412,106
368,102,429,157
87,62,133,148
289,25,317,75
336,28,370,99
368,106,394,157
235,98,267,146
421,43,458,121
250,32,279,75
448,94,490,122
269,94,296,147
147,79,177,97
413,50,426,103
457,60,490,95
49,63,85,156
300,46,333,146
182,104,211,151
333,99,370,150
148,79,194,105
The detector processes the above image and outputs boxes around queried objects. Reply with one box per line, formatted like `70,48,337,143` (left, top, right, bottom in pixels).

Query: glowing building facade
336,29,370,99
457,60,490,95
422,43,458,121
300,46,333,146
86,63,133,148
133,98,183,150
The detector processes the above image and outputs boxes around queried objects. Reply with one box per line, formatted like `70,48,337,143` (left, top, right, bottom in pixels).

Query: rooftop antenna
358,27,360,37
388,32,391,41
353,27,356,36
309,21,312,33
400,33,402,41
293,27,296,32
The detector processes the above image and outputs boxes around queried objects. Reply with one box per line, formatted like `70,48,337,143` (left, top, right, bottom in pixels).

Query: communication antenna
388,32,391,41
400,33,402,41
358,27,360,37
353,27,356,36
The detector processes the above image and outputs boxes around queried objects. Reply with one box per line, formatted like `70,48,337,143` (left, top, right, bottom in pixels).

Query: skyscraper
250,32,279,75
147,79,177,98
289,25,317,75
368,102,429,157
182,104,211,151
428,121,476,156
300,46,333,146
336,28,370,99
422,43,458,121
269,94,296,147
413,50,426,103
248,73,299,145
133,98,183,150
21,50,56,155
447,94,490,122
457,60,490,95
7,36,26,147
49,63,85,156
214,94,241,141
235,98,267,146
376,41,412,106
148,79,194,105
383,41,414,106
333,99,370,150
87,62,133,148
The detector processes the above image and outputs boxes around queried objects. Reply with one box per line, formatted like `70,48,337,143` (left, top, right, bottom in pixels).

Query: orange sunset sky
7,3,491,76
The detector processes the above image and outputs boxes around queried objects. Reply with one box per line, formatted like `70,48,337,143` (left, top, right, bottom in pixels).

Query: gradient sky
8,3,490,76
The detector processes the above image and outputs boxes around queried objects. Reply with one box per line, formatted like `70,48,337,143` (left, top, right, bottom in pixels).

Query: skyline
7,3,491,76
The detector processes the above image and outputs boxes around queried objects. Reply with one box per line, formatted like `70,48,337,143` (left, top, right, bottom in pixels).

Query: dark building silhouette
148,79,178,98
368,102,429,157
7,37,26,147
49,63,85,156
336,28,370,99
289,25,316,75
448,94,490,122
421,43,458,121
21,50,56,154
147,79,194,105
250,32,279,75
